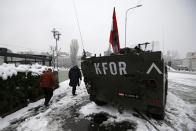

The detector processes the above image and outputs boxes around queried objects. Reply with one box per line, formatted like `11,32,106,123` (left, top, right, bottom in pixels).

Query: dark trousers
72,86,76,95
43,87,53,105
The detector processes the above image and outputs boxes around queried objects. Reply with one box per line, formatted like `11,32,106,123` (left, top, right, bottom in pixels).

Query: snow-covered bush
0,63,48,80
0,63,59,117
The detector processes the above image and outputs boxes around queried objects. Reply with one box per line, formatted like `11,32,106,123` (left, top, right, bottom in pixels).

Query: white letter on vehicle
102,62,108,75
119,62,127,75
109,62,117,75
94,63,102,75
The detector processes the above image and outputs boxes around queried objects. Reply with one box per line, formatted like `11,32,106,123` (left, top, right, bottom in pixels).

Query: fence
0,48,52,66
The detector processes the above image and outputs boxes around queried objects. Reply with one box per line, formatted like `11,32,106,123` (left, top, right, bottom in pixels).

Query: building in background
57,51,82,68
0,48,12,65
58,51,70,67
172,52,196,71
0,47,52,66
183,52,196,71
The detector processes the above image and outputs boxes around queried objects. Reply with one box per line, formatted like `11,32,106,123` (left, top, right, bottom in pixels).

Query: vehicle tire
152,111,165,120
165,79,168,104
94,99,107,106
147,112,165,120
89,86,96,101
90,94,96,101
147,107,165,120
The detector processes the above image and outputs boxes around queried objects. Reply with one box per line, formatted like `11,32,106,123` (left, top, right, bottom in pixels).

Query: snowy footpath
0,72,196,131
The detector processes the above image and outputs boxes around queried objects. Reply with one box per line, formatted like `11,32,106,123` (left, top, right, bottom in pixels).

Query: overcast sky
0,0,195,58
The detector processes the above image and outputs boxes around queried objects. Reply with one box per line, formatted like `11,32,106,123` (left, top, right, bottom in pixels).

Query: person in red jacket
39,68,56,106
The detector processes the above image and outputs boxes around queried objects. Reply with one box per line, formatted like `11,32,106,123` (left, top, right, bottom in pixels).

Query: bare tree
70,39,79,66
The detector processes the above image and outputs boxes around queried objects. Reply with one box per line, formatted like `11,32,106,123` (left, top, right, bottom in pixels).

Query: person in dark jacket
69,65,82,96
39,68,56,106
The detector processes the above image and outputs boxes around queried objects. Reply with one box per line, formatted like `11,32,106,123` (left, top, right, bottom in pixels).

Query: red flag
109,7,120,53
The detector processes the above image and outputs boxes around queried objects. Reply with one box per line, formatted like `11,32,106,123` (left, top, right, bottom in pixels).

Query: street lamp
125,4,142,47
51,28,61,69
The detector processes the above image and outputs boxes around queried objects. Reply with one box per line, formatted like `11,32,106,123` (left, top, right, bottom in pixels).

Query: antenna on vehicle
162,24,165,54
152,41,154,51
72,0,86,56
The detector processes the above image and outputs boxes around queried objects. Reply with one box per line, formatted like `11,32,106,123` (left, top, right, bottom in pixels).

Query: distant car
172,66,189,71
179,66,189,71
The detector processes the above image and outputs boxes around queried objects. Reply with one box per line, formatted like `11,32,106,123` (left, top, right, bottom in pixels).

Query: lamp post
51,28,61,69
125,5,142,47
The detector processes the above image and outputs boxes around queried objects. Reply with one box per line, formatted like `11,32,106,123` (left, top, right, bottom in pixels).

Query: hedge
0,71,59,117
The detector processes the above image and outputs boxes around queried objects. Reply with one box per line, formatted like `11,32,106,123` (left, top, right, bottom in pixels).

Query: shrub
0,71,59,117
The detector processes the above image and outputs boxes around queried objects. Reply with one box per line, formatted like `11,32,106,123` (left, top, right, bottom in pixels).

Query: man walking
39,68,56,106
69,65,82,96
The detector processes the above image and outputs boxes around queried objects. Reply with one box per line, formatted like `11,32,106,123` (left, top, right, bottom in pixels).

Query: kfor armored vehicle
81,43,168,120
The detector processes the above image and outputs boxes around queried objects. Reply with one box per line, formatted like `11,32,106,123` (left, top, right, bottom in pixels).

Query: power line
72,0,85,50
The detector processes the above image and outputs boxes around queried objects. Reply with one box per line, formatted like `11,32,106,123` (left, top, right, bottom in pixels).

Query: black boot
72,86,76,95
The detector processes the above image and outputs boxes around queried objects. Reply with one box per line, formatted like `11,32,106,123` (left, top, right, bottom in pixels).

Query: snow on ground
79,102,158,131
79,72,196,131
165,92,195,130
0,72,196,131
0,80,87,131
0,99,44,130
169,72,196,87
79,92,196,131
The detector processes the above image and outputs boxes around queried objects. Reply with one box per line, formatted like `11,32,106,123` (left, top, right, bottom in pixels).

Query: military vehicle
81,42,168,120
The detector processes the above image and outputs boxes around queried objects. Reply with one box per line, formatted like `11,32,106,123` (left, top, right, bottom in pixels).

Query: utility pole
51,28,61,70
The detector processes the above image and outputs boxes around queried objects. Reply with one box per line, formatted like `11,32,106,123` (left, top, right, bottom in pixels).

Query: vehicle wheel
117,106,124,114
152,111,165,120
147,107,165,120
94,99,107,106
165,79,168,104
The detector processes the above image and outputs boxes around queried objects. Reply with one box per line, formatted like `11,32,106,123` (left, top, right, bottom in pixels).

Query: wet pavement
62,111,137,131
